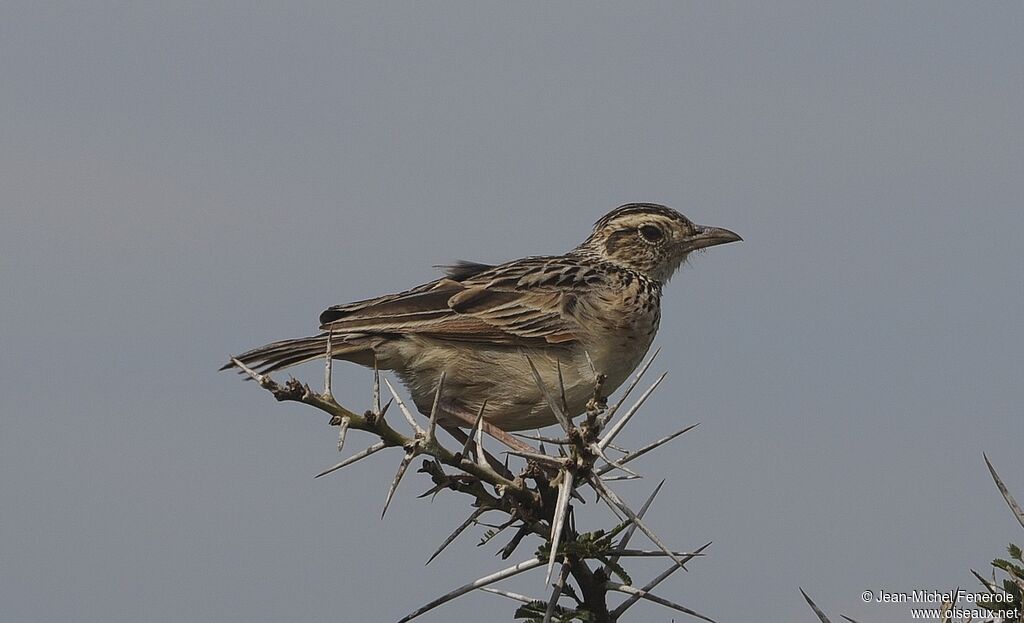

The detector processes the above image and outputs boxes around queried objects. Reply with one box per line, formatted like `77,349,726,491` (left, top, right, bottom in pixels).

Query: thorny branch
230,347,713,623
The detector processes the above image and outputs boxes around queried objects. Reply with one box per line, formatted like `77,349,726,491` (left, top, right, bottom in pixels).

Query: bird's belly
581,330,656,397
571,286,661,399
380,332,656,432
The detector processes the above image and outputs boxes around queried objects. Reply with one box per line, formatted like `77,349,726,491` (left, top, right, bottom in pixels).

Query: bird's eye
638,225,663,242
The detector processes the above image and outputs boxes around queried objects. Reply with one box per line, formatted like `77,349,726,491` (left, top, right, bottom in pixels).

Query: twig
234,346,708,623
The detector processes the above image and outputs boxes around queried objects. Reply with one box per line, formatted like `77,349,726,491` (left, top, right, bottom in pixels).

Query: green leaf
597,555,633,586
993,558,1024,580
560,582,581,605
479,528,497,546
513,602,595,623
513,600,548,620
1009,543,1023,562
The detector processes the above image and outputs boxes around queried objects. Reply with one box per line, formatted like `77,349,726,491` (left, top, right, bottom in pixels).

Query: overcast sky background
2,3,1022,622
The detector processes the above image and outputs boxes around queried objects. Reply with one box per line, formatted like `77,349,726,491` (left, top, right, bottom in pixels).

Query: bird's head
576,203,742,282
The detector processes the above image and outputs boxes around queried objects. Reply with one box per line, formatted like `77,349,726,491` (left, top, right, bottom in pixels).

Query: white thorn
599,372,667,450
589,476,689,572
460,401,487,459
426,508,486,565
556,359,568,415
384,376,424,435
514,432,570,445
589,443,642,478
504,449,568,468
984,453,1024,529
545,473,573,585
230,356,269,385
336,416,351,452
606,581,716,623
427,370,446,442
594,423,699,477
799,587,832,623
599,347,660,427
603,480,664,576
314,441,386,478
523,352,572,433
543,557,571,623
323,329,334,398
474,413,488,469
381,450,414,518
372,357,381,415
479,587,538,604
609,542,713,619
606,548,705,558
396,557,544,623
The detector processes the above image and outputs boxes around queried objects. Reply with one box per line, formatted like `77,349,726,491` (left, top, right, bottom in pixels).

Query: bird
224,203,740,437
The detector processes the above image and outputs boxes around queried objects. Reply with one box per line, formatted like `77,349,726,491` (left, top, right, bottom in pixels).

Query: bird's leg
432,397,540,454
481,420,537,454
440,423,514,479
437,402,536,455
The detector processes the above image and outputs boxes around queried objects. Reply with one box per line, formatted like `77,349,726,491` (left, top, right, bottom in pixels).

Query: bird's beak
679,225,743,253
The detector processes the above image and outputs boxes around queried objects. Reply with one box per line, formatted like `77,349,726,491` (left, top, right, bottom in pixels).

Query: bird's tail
221,333,373,376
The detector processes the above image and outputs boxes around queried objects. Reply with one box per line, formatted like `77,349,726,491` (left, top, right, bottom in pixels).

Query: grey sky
2,2,1022,622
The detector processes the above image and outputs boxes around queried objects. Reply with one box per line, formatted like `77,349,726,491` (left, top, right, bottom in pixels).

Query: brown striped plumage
225,204,740,431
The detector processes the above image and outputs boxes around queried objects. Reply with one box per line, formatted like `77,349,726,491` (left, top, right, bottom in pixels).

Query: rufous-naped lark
225,203,740,432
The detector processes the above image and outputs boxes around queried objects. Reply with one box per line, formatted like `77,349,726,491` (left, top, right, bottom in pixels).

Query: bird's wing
318,257,589,346
436,260,497,281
